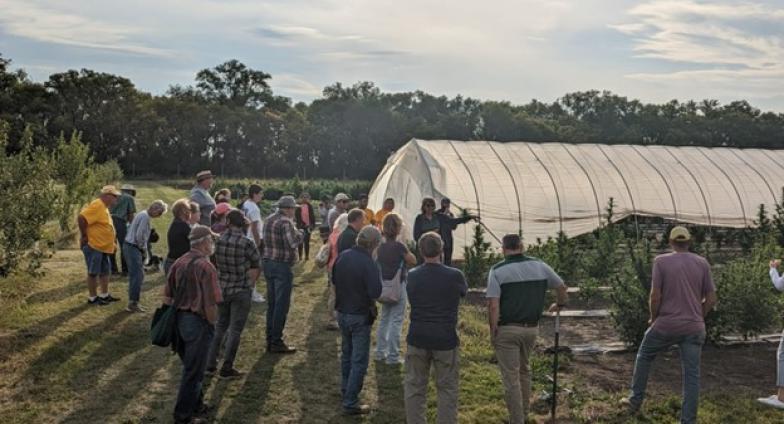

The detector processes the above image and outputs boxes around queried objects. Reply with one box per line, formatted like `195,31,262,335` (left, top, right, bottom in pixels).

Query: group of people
76,174,769,424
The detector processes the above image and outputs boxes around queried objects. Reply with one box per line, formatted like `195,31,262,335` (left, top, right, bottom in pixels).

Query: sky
1,0,782,112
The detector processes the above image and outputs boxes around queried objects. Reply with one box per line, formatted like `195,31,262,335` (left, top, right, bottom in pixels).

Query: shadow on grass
24,278,86,305
215,353,283,422
13,309,133,395
371,361,405,423
1,302,89,360
292,284,343,422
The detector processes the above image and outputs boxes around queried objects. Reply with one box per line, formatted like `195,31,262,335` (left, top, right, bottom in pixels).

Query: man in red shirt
165,225,222,424
623,226,717,424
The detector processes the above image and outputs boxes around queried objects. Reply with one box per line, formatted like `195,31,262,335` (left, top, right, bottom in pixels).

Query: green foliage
608,240,653,347
581,198,624,283
706,240,783,342
3,55,784,180
773,188,784,247
0,124,59,276
212,178,372,204
93,160,124,186
461,224,501,288
52,132,95,231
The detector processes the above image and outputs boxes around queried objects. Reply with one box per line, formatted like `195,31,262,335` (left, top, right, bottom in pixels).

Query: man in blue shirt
333,226,383,415
404,232,467,424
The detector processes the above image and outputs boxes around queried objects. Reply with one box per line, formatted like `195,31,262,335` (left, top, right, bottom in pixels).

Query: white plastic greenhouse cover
368,139,784,259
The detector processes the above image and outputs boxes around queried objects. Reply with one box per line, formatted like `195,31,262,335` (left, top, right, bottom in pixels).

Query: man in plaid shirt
206,210,261,377
262,195,304,353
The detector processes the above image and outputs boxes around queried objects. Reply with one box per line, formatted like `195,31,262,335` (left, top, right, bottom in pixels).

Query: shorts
82,244,112,276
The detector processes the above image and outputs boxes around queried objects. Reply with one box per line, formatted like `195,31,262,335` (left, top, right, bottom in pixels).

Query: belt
500,322,538,328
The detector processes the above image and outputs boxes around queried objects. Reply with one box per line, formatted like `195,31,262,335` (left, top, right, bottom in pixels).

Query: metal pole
551,308,560,423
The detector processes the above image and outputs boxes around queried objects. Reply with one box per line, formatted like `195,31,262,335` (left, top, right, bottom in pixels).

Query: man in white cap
78,185,122,306
262,195,304,353
622,226,718,424
109,184,137,275
328,193,350,230
190,170,216,226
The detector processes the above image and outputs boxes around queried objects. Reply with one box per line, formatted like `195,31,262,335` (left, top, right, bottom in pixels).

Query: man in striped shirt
262,196,304,353
486,234,568,424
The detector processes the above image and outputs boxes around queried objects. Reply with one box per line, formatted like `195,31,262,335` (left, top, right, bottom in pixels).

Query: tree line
2,54,783,180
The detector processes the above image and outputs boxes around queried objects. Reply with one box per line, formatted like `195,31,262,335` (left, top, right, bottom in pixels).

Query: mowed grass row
1,182,782,423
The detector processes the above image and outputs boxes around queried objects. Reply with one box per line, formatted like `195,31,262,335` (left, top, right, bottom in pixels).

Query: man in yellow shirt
358,194,375,227
78,185,121,306
374,198,395,228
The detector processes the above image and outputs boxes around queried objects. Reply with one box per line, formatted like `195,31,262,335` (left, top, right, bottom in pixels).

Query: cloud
0,0,172,57
612,0,784,99
270,73,323,98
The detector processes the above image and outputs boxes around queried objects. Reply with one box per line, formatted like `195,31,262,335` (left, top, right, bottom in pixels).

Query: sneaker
88,297,108,306
326,321,340,331
219,368,245,379
757,395,784,410
386,358,404,366
252,290,265,303
205,367,216,375
195,403,214,417
374,355,386,362
268,343,297,354
125,303,147,313
101,294,121,303
342,404,371,415
619,397,641,414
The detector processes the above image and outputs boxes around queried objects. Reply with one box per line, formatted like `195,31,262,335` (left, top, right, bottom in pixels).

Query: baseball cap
214,202,231,215
189,224,219,241
669,226,691,242
334,193,350,202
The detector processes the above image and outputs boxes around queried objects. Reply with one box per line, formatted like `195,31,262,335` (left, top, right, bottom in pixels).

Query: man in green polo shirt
486,234,568,424
109,184,136,275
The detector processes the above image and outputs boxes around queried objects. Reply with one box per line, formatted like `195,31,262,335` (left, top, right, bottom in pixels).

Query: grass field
1,182,782,423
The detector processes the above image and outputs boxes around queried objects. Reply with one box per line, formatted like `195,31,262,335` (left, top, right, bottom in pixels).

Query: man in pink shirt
623,226,718,423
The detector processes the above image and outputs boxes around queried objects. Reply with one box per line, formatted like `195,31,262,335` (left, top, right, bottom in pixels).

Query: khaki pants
327,272,337,323
494,326,538,424
404,345,459,424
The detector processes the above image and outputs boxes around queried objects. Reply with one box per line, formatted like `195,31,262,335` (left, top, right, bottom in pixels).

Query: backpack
314,243,331,268
150,256,198,348
377,260,405,304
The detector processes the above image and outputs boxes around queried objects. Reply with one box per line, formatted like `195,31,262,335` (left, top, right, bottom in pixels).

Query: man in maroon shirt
623,226,717,424
165,225,222,424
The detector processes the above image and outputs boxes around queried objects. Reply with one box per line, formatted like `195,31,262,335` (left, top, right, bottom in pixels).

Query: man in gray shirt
190,170,216,226
327,193,350,230
123,200,167,312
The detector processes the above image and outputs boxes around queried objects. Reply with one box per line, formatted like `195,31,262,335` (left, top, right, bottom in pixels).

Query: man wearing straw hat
78,185,123,306
190,170,216,227
622,226,718,423
109,184,137,275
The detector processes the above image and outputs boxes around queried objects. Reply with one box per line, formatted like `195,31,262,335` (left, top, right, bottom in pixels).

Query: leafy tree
0,123,59,276
52,131,95,231
462,223,501,288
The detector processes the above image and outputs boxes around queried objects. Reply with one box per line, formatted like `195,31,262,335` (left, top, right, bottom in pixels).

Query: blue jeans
263,260,294,346
174,312,214,422
122,242,144,302
375,283,407,362
206,289,252,371
81,244,111,276
339,312,372,409
629,328,705,424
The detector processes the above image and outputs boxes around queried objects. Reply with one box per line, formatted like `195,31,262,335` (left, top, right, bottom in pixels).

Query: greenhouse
368,139,784,257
